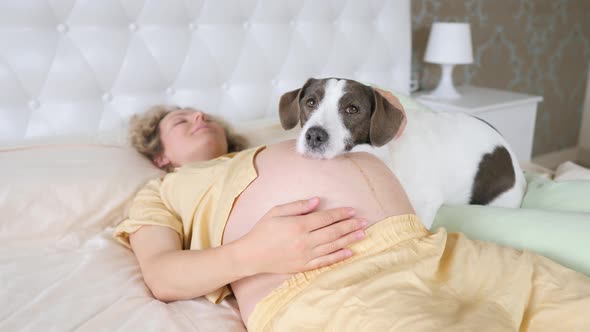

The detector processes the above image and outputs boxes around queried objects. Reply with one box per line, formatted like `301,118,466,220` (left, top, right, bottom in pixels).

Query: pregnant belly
222,139,414,323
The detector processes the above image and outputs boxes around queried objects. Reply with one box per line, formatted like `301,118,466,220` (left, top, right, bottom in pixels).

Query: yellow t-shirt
114,145,266,303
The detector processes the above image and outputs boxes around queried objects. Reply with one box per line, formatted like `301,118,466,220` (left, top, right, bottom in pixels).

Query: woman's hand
236,197,368,276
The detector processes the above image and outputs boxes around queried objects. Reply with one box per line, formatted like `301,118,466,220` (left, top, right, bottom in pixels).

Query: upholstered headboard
0,0,411,146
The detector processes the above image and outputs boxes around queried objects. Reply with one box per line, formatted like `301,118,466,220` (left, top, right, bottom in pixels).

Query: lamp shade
424,22,473,65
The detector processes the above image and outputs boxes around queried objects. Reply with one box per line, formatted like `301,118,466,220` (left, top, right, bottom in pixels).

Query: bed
1,1,589,331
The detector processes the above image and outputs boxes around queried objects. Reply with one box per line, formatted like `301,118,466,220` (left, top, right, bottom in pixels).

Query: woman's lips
191,125,210,134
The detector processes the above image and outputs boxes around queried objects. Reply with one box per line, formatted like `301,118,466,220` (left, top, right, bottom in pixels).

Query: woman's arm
130,225,236,302
130,197,366,302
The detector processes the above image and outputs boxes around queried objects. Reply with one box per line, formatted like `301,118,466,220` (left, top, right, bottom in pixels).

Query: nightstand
413,85,543,161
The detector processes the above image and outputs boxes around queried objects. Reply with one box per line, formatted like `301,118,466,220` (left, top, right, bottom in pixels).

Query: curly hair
128,105,249,172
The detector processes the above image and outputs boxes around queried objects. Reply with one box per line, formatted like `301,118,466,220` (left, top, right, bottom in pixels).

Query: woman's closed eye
174,119,187,126
201,114,215,123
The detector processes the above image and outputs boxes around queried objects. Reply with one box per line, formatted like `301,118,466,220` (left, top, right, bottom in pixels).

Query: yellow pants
248,214,590,332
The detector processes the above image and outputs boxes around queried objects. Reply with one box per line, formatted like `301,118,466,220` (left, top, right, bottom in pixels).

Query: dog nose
306,126,329,149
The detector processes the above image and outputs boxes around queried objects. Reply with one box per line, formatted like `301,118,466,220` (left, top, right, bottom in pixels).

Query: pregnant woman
114,99,590,332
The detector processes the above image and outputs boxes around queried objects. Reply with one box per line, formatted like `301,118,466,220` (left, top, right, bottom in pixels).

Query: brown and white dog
279,77,527,228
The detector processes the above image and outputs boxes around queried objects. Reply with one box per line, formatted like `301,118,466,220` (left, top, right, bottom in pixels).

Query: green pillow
522,173,590,213
431,205,590,276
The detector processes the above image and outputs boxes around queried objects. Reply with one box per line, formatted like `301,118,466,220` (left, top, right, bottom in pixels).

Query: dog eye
306,99,316,107
346,106,358,114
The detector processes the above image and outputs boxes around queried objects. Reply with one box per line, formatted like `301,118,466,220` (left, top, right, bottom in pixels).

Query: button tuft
28,99,40,110
57,24,69,33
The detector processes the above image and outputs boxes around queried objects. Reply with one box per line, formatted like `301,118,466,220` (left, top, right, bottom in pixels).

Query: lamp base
422,64,461,100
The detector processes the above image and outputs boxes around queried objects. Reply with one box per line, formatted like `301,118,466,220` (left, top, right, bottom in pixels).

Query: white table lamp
423,22,473,100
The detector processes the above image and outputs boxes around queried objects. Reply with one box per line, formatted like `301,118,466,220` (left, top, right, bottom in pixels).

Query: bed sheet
0,229,245,331
0,144,247,331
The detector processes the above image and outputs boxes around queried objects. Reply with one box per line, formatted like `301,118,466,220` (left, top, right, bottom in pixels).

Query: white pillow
234,117,301,147
520,161,554,179
0,145,162,239
0,118,298,240
554,161,590,181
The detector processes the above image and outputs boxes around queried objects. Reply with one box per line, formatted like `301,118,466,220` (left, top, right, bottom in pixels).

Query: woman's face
155,109,228,168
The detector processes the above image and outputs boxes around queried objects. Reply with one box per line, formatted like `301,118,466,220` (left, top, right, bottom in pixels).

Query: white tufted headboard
0,0,411,147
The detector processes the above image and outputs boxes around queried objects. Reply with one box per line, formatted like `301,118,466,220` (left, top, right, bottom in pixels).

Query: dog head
279,78,405,159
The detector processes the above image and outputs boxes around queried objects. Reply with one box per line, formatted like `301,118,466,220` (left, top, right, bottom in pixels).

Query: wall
411,0,590,156
579,68,590,165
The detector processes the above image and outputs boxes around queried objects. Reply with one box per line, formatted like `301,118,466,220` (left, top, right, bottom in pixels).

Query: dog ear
369,89,406,147
278,88,302,129
279,78,317,129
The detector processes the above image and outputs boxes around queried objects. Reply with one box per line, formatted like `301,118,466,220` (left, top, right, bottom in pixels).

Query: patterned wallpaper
411,0,590,156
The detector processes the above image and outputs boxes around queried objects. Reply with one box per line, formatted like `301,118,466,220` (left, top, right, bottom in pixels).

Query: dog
278,77,527,228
